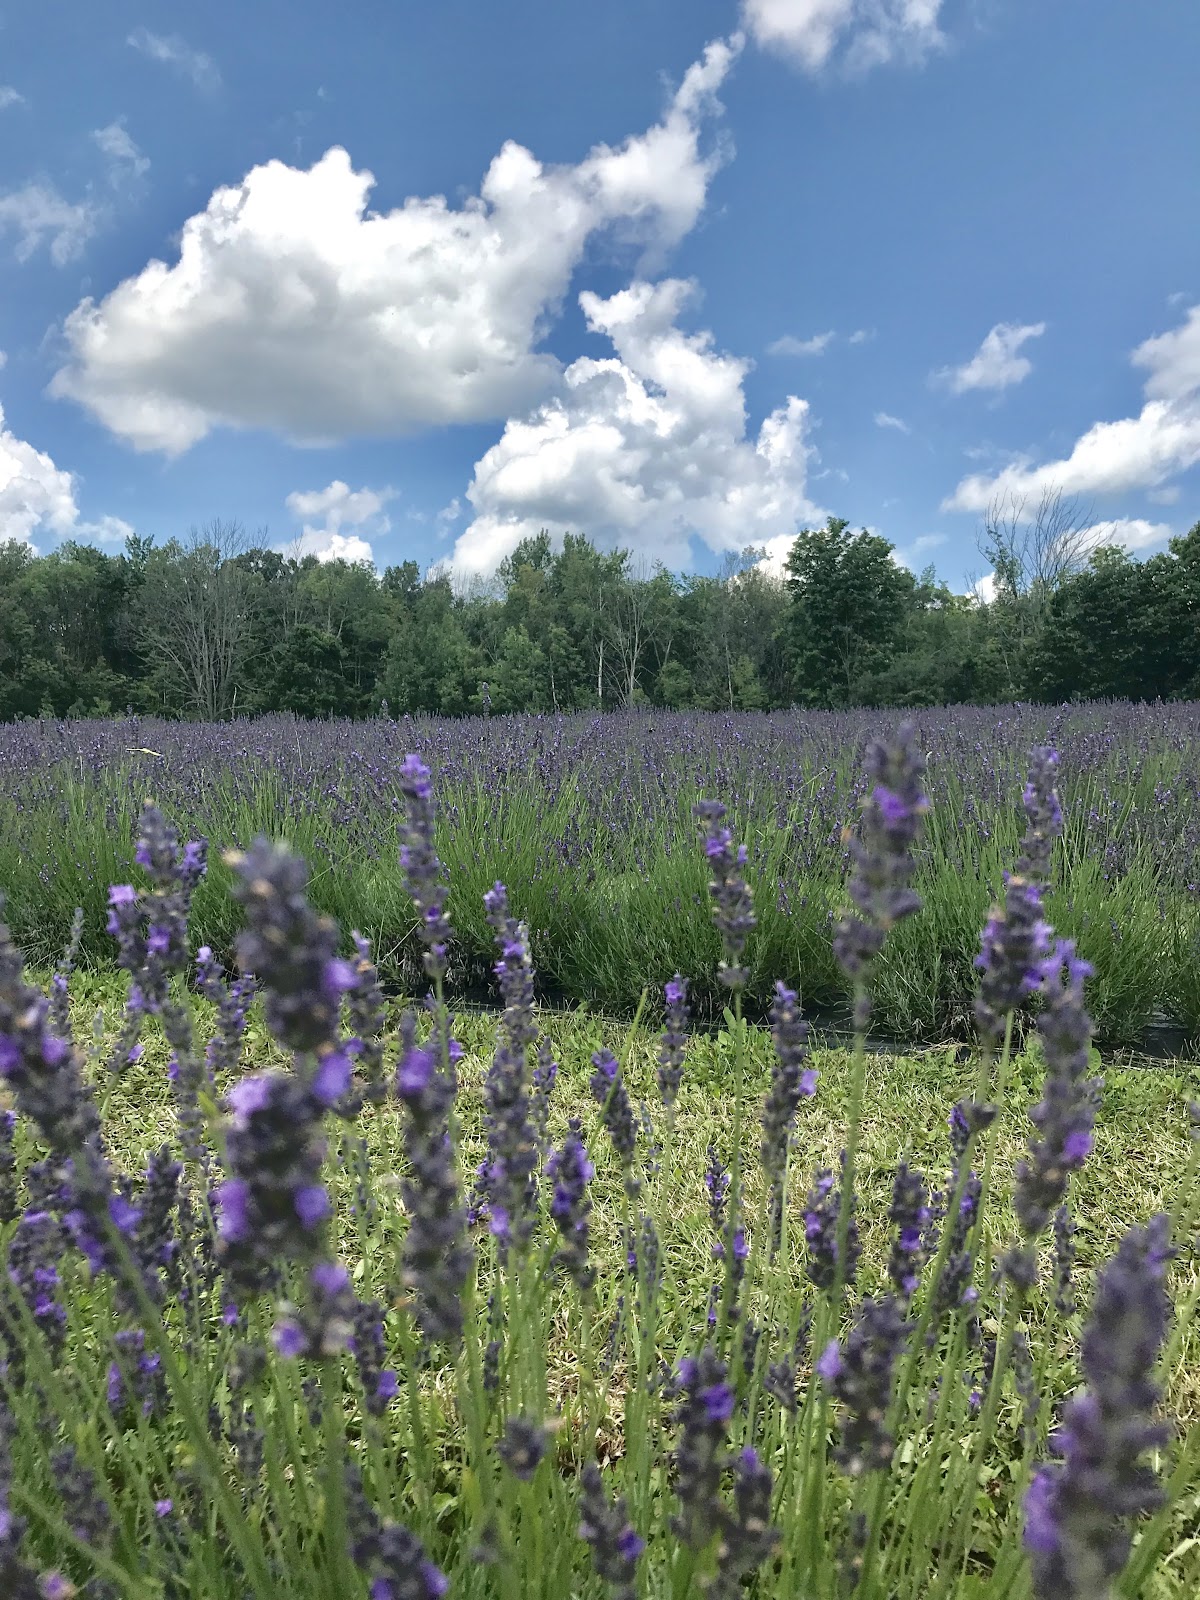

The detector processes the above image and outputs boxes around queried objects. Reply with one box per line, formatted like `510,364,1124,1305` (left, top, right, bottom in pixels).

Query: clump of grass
0,726,1197,1600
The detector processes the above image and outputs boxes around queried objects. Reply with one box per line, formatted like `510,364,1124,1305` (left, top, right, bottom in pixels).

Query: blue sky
1,1,1198,591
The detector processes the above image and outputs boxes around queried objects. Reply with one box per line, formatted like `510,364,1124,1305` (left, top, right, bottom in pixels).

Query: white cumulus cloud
945,304,1200,512
126,28,221,92
1078,518,1173,555
0,87,24,110
742,0,945,73
283,479,394,565
769,330,835,356
874,410,910,432
0,181,99,265
0,401,131,550
51,36,741,455
1133,303,1200,404
449,277,823,580
935,321,1045,394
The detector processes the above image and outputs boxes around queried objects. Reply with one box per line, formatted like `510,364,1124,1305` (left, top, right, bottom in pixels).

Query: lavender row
3,701,1200,1042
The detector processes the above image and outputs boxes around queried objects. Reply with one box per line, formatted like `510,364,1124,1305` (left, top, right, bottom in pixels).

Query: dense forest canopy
1,507,1198,721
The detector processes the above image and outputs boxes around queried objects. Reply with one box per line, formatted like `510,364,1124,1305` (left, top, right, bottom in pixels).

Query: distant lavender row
2,703,1199,1039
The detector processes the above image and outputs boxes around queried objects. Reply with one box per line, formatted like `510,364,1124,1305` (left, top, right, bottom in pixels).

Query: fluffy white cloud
0,87,24,110
126,28,221,92
283,479,394,565
743,0,945,73
769,330,834,356
51,37,741,455
0,182,98,264
1133,303,1200,403
92,121,150,185
875,410,909,432
449,277,823,579
0,401,131,549
935,321,1045,394
945,305,1200,512
1078,518,1172,555
947,404,1200,511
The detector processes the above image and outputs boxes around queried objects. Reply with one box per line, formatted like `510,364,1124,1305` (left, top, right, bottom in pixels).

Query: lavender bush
0,729,1196,1598
3,702,1200,1041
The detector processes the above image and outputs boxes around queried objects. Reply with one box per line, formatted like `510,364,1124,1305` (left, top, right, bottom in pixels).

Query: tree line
1,494,1198,722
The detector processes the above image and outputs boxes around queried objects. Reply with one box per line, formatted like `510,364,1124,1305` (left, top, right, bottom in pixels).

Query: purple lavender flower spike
705,1145,731,1241
818,1294,908,1476
546,1119,595,1294
5,1211,68,1371
346,931,388,1107
761,981,815,1251
888,1162,931,1304
133,1143,181,1301
975,876,1054,1048
657,974,689,1116
1016,745,1064,885
834,723,928,1027
47,906,84,1045
393,1011,473,1349
1023,1214,1173,1599
227,837,350,1057
804,1160,860,1291
531,1037,558,1152
272,1260,358,1360
590,1049,640,1197
974,744,1063,1046
710,1446,780,1599
111,806,208,1015
51,1445,114,1559
397,755,454,983
497,1415,549,1481
351,1299,398,1417
671,1346,734,1550
0,1110,16,1225
1053,1204,1077,1318
346,1466,449,1600
1012,940,1099,1251
932,1107,989,1319
193,943,256,1149
214,1069,333,1297
693,800,756,989
0,903,120,1270
578,1461,644,1600
480,882,541,1251
106,1328,166,1422
0,1397,42,1598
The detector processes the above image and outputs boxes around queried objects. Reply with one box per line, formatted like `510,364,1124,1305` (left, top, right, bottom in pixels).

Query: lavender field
2,701,1199,1044
1,720,1198,1600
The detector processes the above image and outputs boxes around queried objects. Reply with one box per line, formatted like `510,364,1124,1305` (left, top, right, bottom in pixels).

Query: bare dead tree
975,486,1094,688
978,485,1095,615
137,519,257,719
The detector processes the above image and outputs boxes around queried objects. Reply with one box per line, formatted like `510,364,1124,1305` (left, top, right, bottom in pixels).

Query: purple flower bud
1023,1215,1173,1598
